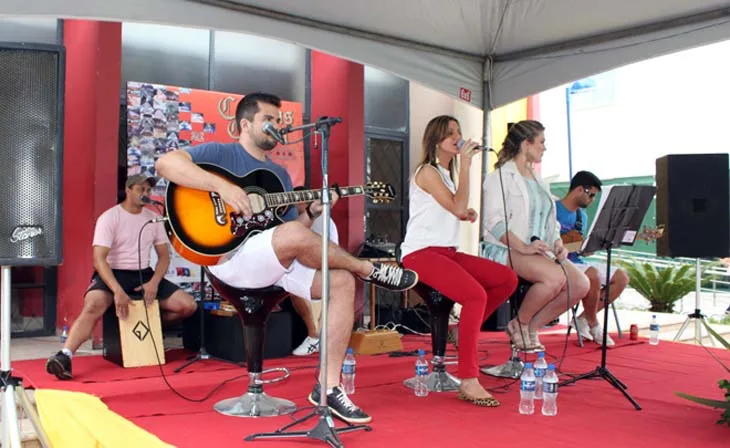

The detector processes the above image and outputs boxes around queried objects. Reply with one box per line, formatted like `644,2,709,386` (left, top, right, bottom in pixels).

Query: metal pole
695,258,702,343
565,87,574,180
2,265,22,448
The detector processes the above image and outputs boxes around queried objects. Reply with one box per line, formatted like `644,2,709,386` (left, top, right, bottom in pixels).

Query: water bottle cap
548,363,555,370
417,349,425,355
346,348,353,354
537,351,545,358
524,362,533,368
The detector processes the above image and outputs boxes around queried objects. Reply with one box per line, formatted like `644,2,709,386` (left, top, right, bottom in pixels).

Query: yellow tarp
35,389,174,448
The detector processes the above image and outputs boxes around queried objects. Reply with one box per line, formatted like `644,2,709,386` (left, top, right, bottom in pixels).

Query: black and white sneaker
46,351,72,380
362,263,418,292
308,384,372,424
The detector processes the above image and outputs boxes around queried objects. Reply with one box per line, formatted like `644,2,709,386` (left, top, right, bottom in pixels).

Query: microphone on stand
457,139,495,153
262,121,287,145
141,196,164,206
530,236,560,264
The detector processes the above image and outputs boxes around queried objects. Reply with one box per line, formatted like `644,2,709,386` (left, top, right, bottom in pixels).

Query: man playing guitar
556,171,630,347
156,93,418,424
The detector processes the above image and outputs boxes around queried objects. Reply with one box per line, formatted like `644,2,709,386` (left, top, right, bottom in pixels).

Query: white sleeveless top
400,165,460,260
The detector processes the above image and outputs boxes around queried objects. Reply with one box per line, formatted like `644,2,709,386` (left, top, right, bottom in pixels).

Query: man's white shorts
574,261,617,286
208,218,338,301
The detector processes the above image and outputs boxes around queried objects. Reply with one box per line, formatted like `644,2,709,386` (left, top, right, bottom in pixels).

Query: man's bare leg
159,289,198,324
63,290,113,354
291,294,319,338
272,222,372,277
309,269,355,389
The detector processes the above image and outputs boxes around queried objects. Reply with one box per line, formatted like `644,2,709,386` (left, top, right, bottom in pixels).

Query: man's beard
250,129,277,151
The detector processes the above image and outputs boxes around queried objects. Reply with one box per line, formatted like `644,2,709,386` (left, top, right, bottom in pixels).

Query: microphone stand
246,116,371,447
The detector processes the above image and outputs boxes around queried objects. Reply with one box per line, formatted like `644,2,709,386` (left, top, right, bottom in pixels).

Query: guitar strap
575,210,583,232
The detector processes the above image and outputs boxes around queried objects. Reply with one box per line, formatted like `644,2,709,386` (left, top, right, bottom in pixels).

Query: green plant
675,321,730,426
618,259,695,313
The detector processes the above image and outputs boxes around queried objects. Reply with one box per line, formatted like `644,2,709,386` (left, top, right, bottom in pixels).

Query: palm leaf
675,392,730,409
701,319,730,350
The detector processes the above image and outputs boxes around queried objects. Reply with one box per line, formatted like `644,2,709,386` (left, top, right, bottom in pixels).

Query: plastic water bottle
649,314,660,345
534,351,547,400
541,364,558,416
342,348,356,394
414,349,429,397
60,316,68,343
519,362,535,415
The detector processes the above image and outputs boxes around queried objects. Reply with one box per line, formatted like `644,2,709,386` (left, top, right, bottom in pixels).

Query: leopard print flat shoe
457,391,501,407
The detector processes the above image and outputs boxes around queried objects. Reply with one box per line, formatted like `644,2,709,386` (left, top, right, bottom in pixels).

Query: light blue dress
482,177,554,265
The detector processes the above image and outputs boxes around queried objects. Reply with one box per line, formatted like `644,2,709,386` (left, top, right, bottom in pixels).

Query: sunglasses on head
583,188,597,199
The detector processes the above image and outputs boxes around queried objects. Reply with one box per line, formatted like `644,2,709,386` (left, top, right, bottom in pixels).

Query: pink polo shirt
92,205,167,270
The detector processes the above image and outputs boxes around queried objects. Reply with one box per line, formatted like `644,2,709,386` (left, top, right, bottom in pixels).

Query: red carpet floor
14,332,730,447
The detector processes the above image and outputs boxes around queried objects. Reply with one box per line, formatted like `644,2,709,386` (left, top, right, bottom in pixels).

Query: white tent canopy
3,0,730,109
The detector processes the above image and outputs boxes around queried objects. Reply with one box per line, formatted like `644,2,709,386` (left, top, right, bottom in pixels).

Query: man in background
556,171,630,347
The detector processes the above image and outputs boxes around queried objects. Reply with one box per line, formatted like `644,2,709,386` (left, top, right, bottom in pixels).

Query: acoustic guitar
164,163,396,265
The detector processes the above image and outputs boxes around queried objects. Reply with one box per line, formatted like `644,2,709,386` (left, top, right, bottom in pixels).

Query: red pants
403,247,517,379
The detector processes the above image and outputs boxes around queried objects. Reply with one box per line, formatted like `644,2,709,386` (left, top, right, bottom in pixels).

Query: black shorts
86,268,180,300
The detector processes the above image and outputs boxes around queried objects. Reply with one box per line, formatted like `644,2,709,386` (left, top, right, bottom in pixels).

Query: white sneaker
292,336,320,356
589,324,615,347
573,316,594,342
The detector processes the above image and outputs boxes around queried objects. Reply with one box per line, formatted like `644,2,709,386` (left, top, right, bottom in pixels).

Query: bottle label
534,367,545,378
650,324,659,331
520,380,535,392
416,365,428,376
543,382,558,394
342,364,355,375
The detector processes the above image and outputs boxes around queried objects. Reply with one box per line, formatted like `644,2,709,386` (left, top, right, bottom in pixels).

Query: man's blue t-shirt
555,200,588,264
185,142,298,222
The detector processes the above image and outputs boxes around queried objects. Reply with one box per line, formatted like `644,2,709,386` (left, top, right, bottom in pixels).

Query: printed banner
126,81,305,293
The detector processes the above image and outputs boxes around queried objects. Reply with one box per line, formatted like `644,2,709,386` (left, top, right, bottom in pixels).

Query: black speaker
655,154,729,258
0,44,64,266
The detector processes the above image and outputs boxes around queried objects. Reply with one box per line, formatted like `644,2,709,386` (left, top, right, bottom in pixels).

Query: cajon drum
103,299,166,368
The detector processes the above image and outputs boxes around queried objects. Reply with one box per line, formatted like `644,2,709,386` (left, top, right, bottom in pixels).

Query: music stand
175,268,240,373
559,184,655,411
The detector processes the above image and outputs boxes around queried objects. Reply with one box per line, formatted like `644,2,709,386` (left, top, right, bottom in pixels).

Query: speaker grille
0,47,63,265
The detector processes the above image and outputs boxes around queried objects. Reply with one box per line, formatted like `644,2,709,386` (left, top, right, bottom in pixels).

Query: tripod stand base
174,349,242,373
245,406,371,448
404,370,461,392
2,375,52,448
673,309,716,346
481,355,524,379
560,366,642,410
214,391,296,417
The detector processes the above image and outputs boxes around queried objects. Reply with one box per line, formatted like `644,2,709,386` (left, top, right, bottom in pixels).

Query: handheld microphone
262,121,287,145
141,196,164,207
530,236,559,263
457,139,495,153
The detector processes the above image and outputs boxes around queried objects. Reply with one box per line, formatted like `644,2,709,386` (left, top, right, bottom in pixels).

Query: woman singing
400,115,518,407
482,120,589,351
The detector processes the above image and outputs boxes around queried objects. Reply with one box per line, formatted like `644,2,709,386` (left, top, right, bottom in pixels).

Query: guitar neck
265,186,365,208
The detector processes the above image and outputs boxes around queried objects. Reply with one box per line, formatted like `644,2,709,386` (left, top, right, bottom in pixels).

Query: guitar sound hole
249,194,266,214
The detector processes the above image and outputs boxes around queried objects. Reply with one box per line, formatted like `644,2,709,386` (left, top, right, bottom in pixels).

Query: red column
310,52,365,255
57,21,121,346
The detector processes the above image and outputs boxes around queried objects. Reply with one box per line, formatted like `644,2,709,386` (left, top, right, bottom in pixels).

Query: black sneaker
46,351,72,380
362,263,418,292
308,384,372,424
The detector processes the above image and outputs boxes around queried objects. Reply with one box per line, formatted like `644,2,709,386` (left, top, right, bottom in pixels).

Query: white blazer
482,160,560,248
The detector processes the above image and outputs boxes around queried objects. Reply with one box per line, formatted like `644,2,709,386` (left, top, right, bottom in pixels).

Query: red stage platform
14,332,729,447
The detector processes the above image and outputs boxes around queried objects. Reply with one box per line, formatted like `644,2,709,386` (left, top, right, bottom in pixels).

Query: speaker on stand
0,43,65,448
655,153,729,345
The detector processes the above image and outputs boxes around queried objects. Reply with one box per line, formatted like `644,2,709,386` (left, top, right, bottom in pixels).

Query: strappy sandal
529,331,546,352
458,391,501,407
505,319,534,350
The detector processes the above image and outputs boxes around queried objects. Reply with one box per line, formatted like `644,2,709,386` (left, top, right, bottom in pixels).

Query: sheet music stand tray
559,184,655,411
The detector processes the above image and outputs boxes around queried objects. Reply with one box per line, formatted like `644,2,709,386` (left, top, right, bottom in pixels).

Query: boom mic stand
175,268,241,373
246,117,371,447
1,266,52,448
